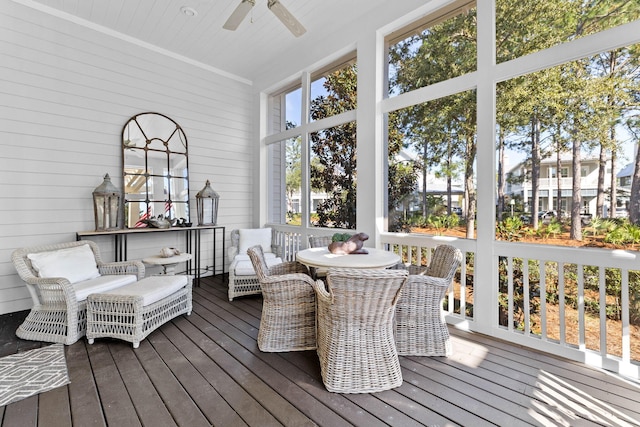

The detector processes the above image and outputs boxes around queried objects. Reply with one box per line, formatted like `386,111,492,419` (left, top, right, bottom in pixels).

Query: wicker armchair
11,240,144,345
313,268,408,393
395,244,462,356
247,245,318,352
228,228,283,301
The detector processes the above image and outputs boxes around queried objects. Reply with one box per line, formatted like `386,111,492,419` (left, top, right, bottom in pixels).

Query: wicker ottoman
86,275,192,348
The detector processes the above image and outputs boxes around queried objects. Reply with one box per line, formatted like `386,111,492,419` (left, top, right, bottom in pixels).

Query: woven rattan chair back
308,235,332,248
396,244,462,356
306,235,333,279
314,268,408,393
247,245,317,352
425,244,462,281
246,244,271,281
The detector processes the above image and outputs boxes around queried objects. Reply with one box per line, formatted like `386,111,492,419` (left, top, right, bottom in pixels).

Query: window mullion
301,72,311,227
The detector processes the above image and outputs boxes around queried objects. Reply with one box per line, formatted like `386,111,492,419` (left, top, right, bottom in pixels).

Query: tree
285,136,301,216
387,111,419,232
389,7,477,237
308,65,358,228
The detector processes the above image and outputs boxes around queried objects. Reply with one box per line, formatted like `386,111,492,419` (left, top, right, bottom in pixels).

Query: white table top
296,247,400,269
143,253,193,266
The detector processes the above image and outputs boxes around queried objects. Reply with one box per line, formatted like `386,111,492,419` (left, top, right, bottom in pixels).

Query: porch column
356,31,384,245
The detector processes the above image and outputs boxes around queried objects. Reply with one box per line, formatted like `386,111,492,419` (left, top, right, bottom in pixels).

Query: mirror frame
122,112,190,228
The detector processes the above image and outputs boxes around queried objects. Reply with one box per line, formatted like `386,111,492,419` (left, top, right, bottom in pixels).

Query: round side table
143,253,193,275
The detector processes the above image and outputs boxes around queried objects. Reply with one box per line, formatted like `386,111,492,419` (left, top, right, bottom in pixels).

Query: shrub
496,216,525,242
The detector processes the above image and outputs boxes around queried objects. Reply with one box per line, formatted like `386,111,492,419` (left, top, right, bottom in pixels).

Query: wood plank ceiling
23,0,392,82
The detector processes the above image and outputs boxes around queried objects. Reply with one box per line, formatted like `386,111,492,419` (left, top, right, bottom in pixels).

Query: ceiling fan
223,0,306,37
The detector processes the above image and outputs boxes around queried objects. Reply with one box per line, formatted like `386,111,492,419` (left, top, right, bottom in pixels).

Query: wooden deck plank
1,275,640,427
444,333,640,420
196,284,453,427
2,395,37,426
401,357,556,426
164,315,283,427
187,298,372,427
108,342,179,427
176,312,316,426
193,285,394,427
148,323,249,427
131,338,211,427
86,342,142,427
65,341,106,426
392,369,494,427
38,385,72,427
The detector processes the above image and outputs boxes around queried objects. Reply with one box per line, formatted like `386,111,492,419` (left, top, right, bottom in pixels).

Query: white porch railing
269,224,640,379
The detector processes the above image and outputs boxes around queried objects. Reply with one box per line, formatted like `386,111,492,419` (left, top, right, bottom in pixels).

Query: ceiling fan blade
267,0,306,37
223,0,256,31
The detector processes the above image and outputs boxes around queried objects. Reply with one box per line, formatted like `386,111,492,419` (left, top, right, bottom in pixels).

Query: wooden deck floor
1,275,640,426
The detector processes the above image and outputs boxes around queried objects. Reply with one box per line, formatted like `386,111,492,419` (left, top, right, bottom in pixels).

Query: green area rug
0,344,69,406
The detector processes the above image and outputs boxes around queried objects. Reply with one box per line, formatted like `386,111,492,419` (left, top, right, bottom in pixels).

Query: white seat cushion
94,275,188,306
74,274,138,301
28,244,100,284
234,257,283,276
238,228,273,254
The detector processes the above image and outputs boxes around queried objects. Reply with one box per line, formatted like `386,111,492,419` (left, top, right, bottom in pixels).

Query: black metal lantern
93,173,121,231
196,180,220,226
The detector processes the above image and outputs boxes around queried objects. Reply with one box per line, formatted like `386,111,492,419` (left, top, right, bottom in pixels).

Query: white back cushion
28,244,100,284
238,228,273,254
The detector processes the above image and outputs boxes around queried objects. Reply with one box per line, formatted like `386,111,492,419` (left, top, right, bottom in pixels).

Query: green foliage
604,222,640,245
537,220,562,239
420,214,460,234
331,232,353,243
310,65,358,229
496,216,525,241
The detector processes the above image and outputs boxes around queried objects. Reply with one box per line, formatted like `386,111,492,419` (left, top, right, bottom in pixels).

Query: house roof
617,162,635,178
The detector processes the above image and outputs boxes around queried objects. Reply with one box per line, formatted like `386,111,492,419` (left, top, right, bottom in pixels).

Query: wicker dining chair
395,244,463,356
307,235,333,278
313,268,408,393
11,240,145,345
247,245,318,352
308,235,333,248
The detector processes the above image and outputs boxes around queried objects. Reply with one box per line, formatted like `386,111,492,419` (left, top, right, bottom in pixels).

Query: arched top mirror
122,112,189,228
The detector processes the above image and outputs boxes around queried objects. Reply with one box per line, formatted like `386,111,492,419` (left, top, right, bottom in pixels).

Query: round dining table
296,247,401,270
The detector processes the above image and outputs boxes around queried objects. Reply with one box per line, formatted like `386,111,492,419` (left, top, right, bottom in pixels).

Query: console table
77,226,225,285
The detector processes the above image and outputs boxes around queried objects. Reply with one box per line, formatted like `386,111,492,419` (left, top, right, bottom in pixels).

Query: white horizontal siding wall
0,2,254,314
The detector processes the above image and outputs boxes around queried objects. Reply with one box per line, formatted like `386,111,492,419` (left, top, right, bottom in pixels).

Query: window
495,2,640,245
386,3,477,238
387,2,476,97
496,0,640,63
310,57,357,122
310,122,357,228
268,57,357,229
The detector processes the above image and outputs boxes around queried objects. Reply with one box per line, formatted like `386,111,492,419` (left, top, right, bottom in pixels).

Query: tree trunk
497,129,505,222
531,115,541,230
421,143,428,217
596,144,606,218
446,137,452,215
629,144,640,225
555,142,562,218
465,135,476,239
610,133,617,219
570,140,582,240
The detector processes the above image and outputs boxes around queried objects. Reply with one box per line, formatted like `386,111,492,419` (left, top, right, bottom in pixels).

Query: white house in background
614,162,637,218
506,152,614,216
